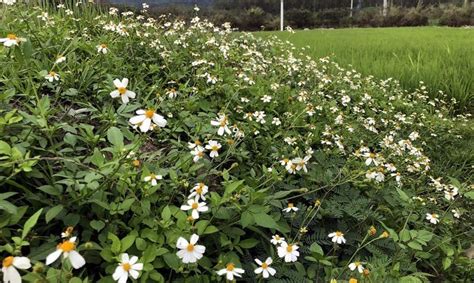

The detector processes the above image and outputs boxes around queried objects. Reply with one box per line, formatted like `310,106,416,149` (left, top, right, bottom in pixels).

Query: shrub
286,8,316,29
400,8,429,26
0,2,472,283
439,6,472,26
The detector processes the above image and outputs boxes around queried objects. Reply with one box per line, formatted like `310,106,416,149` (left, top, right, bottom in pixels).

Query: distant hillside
109,0,213,7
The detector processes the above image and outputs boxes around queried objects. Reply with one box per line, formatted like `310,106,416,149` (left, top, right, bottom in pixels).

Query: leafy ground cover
0,2,473,283
259,27,474,112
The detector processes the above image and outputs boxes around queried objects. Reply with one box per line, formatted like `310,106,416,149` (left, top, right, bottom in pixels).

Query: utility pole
280,0,284,31
350,0,354,17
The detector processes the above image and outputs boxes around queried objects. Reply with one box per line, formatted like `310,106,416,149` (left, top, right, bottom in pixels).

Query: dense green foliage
259,27,474,111
0,2,473,283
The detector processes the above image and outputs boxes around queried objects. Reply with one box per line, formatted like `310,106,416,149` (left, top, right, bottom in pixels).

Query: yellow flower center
2,256,14,268
288,203,294,208
118,87,127,95
335,231,343,237
100,44,107,48
219,117,227,127
196,184,204,194
261,262,268,269
145,109,155,118
369,153,376,158
286,244,293,252
211,145,219,151
431,214,437,218
197,152,204,157
355,261,361,266
191,203,198,209
7,34,17,40
194,140,202,145
226,263,235,271
349,278,358,283
186,244,194,252
275,235,280,240
49,71,56,76
58,240,75,252
149,173,156,179
122,263,131,272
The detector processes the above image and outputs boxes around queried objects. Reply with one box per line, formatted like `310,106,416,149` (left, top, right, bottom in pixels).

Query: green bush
0,2,473,283
439,6,473,26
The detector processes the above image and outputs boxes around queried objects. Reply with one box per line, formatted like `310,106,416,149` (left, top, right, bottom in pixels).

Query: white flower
144,173,162,186
261,95,272,103
189,183,208,201
272,117,281,125
282,203,298,213
129,109,167,133
110,78,136,104
180,199,208,219
328,231,346,244
2,256,31,283
452,209,461,218
444,187,458,201
254,257,276,278
190,146,206,162
0,0,16,5
292,156,311,173
216,263,245,281
45,71,60,82
176,234,206,264
277,242,300,262
166,88,178,99
348,261,364,273
270,235,285,245
0,33,25,47
210,115,231,136
193,5,200,12
364,152,379,166
205,140,221,158
55,55,66,64
97,44,108,54
46,237,86,269
112,253,143,283
426,213,439,224
188,140,202,149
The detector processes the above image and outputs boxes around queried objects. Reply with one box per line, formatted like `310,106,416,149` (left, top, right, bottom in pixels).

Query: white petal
254,267,263,274
129,256,138,265
194,244,206,254
121,94,129,104
254,258,262,265
217,127,224,136
263,269,269,278
46,250,62,265
4,266,21,283
68,250,86,269
152,114,167,127
265,257,273,265
118,273,129,283
136,109,145,115
191,209,200,219
13,257,31,269
110,90,120,98
190,234,199,245
226,272,234,281
129,269,139,279
176,237,189,249
127,91,136,99
113,79,123,88
139,118,151,133
132,263,143,271
113,266,125,280
121,78,129,88
216,269,227,276
268,267,276,276
120,253,130,263
129,115,146,125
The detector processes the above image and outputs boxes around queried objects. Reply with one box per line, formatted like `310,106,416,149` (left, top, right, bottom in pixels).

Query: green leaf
400,230,411,242
21,209,43,240
240,211,254,228
239,238,259,248
464,191,474,200
0,140,11,155
223,180,244,198
45,205,64,223
0,200,18,214
121,235,136,252
107,127,124,147
309,242,324,256
407,241,423,251
108,232,121,254
253,213,278,229
161,206,171,221
399,275,423,283
90,220,105,231
416,230,433,242
442,257,452,270
396,188,410,202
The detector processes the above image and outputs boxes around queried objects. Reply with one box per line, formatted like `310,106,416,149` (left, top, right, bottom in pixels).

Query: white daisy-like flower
97,44,108,54
216,263,245,281
144,173,162,186
45,71,60,82
270,235,285,245
451,209,461,218
188,140,202,149
328,231,346,244
176,234,206,264
46,236,86,269
364,152,379,166
210,115,231,136
129,109,167,133
180,199,208,219
112,253,143,283
426,213,439,224
277,242,300,262
190,146,206,162
444,187,458,201
2,256,31,283
292,156,311,173
0,33,25,46
254,257,276,278
205,140,221,158
261,95,272,103
282,203,299,213
110,78,136,104
189,183,208,201
348,261,364,273
272,117,281,125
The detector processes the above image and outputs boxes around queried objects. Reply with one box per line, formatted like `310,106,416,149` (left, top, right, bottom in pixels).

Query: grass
258,27,474,111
